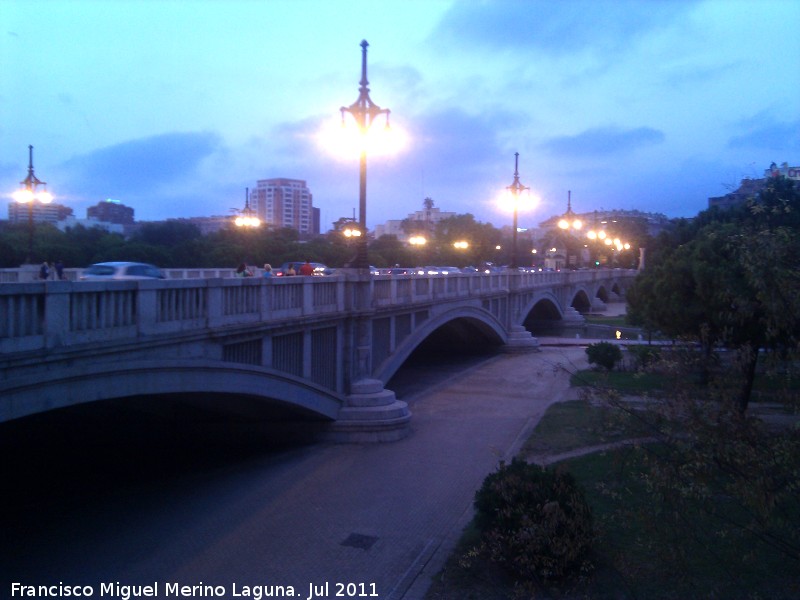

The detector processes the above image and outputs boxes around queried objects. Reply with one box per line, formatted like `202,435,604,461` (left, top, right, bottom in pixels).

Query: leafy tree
131,221,202,248
627,175,800,412
369,234,410,267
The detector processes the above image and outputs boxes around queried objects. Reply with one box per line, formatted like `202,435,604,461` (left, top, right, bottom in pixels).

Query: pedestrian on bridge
235,262,253,277
299,260,314,276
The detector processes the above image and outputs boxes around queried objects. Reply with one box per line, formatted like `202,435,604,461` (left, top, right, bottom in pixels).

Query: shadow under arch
521,296,564,333
374,306,506,385
571,288,593,313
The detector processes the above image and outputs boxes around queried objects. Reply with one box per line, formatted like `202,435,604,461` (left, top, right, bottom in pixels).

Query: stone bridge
0,269,636,441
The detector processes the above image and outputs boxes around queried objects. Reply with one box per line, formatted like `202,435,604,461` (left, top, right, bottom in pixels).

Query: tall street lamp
558,190,582,231
340,40,391,271
234,187,261,228
506,152,529,269
13,145,52,263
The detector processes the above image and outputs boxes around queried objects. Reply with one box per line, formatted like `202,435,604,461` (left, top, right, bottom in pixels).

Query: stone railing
1,269,638,356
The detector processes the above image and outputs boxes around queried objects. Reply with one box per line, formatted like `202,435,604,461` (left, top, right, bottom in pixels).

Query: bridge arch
374,306,506,385
570,288,593,313
520,292,565,323
3,360,343,423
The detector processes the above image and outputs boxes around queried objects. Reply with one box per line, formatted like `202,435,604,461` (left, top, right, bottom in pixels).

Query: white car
80,262,165,280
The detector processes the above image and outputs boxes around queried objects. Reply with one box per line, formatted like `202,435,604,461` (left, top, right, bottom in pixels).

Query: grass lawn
569,369,674,394
425,374,800,600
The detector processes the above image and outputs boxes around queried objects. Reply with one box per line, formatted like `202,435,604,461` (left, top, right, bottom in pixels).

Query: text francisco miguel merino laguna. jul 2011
10,581,381,599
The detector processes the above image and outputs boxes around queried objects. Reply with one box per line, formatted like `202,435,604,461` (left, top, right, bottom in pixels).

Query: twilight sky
2,0,799,231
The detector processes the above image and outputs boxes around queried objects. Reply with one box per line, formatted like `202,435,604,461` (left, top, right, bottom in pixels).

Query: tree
369,234,410,267
627,176,800,412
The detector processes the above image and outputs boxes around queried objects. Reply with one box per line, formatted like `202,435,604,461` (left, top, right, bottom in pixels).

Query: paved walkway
4,345,589,600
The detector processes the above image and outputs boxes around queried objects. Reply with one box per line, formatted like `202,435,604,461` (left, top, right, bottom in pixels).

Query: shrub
473,458,594,583
586,341,623,371
627,344,661,370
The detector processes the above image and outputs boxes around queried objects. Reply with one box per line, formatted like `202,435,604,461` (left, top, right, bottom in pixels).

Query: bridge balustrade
1,269,636,356
0,277,348,354
0,290,43,339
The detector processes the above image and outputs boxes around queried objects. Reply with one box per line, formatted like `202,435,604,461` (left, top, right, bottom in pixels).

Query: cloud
60,131,223,198
728,118,800,152
541,126,665,157
433,0,696,56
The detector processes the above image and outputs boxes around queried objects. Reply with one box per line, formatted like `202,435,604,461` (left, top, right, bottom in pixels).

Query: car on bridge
79,262,165,280
380,267,414,275
275,262,335,276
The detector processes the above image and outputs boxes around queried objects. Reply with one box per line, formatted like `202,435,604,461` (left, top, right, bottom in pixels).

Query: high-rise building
87,199,134,224
250,178,315,234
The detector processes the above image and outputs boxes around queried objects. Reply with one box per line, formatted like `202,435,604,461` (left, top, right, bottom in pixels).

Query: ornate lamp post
506,152,529,269
339,40,391,271
343,223,362,241
558,190,582,231
234,187,260,228
13,145,52,263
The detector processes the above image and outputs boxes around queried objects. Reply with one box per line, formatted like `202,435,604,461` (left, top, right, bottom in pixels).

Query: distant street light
557,190,582,231
505,152,530,269
338,40,393,271
408,235,427,246
12,145,53,263
343,226,362,239
453,240,469,250
234,187,261,228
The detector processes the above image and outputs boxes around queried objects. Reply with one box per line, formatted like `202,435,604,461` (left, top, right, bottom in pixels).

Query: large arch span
2,360,343,423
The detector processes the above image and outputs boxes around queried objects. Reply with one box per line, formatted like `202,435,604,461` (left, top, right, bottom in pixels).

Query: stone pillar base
504,325,540,353
322,379,411,443
562,307,586,325
591,298,607,312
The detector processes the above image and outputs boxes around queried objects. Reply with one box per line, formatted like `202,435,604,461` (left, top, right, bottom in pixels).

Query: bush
473,458,594,583
586,342,623,371
627,344,661,370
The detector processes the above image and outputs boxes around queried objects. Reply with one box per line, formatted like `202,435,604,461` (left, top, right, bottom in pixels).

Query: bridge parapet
0,277,350,354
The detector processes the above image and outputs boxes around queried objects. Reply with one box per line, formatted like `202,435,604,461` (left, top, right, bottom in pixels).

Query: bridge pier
322,379,411,443
562,306,586,324
504,325,540,352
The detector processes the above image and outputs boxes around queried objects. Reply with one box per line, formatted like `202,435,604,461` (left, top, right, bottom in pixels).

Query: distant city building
250,178,316,234
375,203,457,242
8,200,73,225
87,199,134,225
708,162,799,211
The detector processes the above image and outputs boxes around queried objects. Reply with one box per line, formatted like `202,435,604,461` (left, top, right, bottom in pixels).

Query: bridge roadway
0,269,636,441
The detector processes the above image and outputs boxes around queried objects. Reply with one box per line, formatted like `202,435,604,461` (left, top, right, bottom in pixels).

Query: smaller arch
570,289,592,313
374,306,506,385
521,296,563,332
